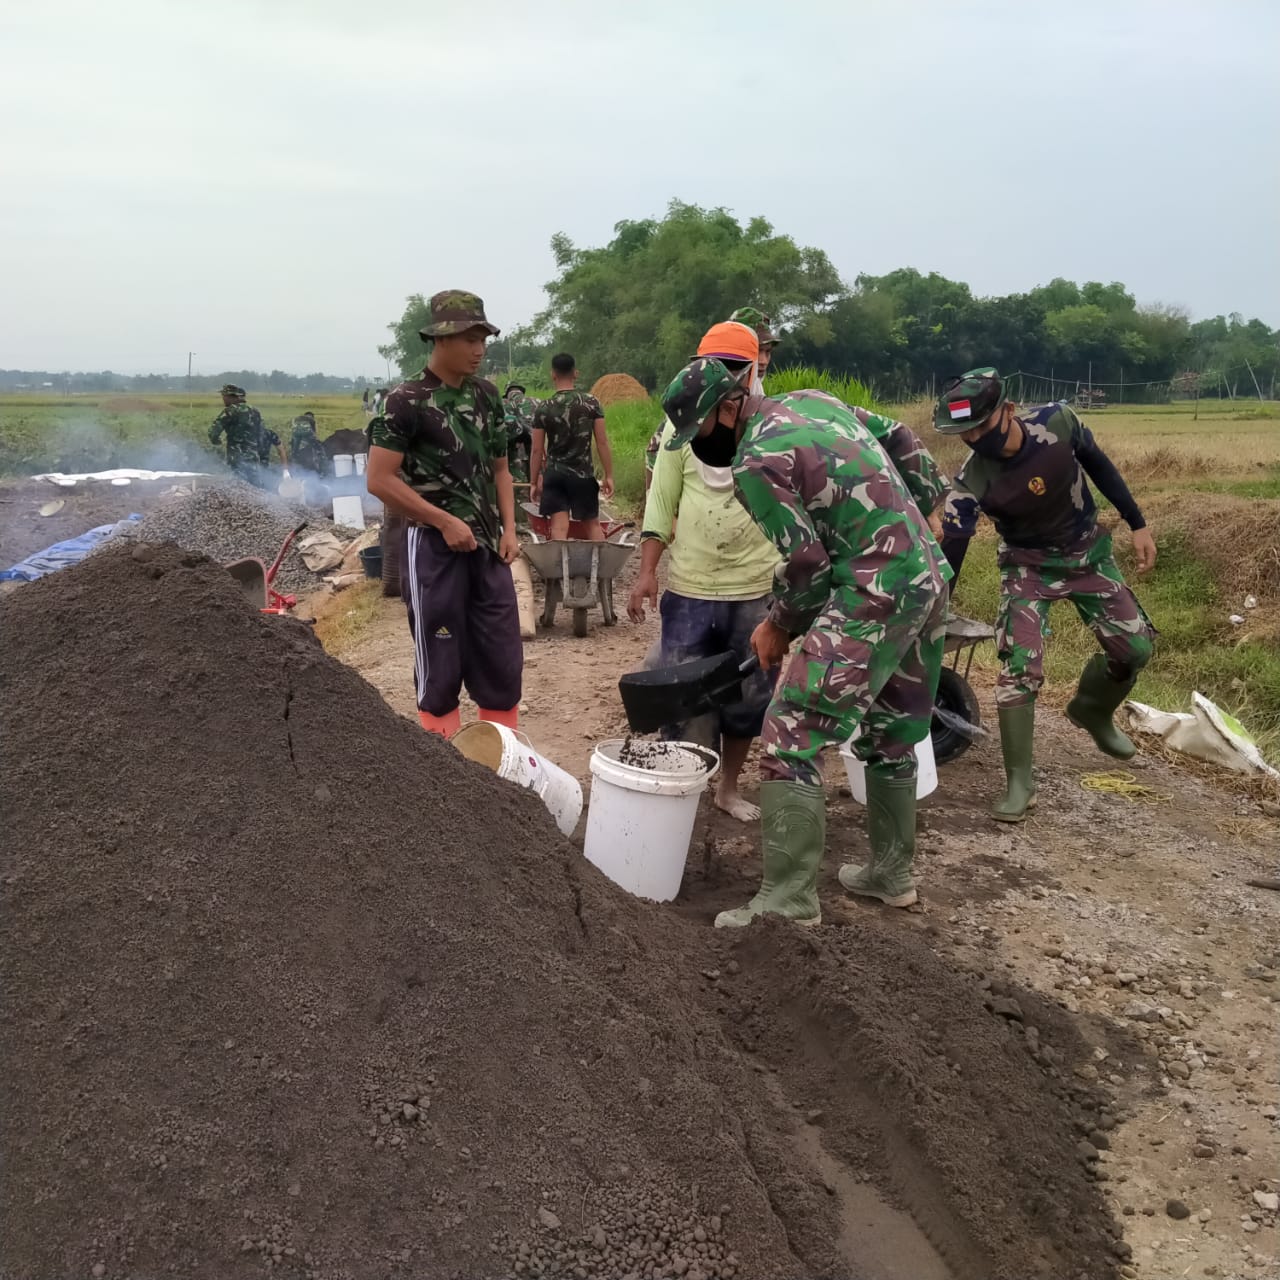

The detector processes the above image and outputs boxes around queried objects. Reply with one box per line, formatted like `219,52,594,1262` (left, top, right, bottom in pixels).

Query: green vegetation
393,201,1280,404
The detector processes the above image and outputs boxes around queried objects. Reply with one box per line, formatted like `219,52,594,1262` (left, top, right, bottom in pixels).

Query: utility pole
187,351,195,406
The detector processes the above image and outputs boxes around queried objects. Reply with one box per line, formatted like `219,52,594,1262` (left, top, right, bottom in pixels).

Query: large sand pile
591,374,649,407
0,544,1125,1280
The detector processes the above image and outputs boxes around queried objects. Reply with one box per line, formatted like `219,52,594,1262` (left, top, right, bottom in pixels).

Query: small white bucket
354,453,367,476
840,734,938,804
333,453,355,477
452,722,583,837
331,495,365,529
584,739,720,902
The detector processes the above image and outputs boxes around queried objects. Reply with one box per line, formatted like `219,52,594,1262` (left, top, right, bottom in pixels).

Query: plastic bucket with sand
452,722,583,836
584,739,720,902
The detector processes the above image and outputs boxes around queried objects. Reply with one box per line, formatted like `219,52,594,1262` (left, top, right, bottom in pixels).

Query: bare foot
715,784,760,822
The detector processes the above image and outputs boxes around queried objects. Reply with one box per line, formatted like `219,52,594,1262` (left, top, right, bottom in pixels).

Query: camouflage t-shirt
941,402,1144,551
533,390,604,479
733,391,951,636
209,403,260,464
370,370,507,550
290,420,328,475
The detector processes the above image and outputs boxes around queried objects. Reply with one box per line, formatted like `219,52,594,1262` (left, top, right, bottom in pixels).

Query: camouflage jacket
942,402,1145,552
256,419,280,465
370,369,507,550
733,391,951,636
644,426,664,474
532,390,604,478
209,403,260,463
504,393,539,443
289,420,329,475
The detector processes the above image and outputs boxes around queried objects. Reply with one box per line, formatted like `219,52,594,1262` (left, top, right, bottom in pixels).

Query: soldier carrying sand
660,334,951,926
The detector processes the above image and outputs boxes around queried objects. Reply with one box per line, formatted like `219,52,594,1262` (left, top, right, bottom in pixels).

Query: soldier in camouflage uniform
530,353,614,540
936,368,1157,823
502,383,538,485
366,291,522,739
209,384,267,486
662,347,951,927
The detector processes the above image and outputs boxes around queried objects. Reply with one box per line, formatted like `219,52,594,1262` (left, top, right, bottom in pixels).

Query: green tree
378,294,433,380
526,201,842,388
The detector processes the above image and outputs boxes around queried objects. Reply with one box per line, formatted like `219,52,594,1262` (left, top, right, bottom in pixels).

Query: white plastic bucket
333,454,355,477
840,734,938,804
331,495,365,529
452,722,583,837
354,453,367,476
584,740,720,902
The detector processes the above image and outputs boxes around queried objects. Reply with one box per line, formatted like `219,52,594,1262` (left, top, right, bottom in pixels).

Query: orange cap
696,321,759,364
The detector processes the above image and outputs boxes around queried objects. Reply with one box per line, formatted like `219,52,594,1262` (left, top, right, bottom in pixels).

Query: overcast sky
3,0,1276,376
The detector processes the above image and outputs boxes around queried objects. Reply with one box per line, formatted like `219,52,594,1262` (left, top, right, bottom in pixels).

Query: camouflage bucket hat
934,366,1005,434
419,290,500,340
220,383,246,398
661,357,751,448
729,306,779,349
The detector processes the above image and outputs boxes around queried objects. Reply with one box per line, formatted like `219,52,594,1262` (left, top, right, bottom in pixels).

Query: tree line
392,200,1280,403
0,369,380,395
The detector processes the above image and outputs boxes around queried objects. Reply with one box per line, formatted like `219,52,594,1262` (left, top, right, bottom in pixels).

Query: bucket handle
674,742,721,782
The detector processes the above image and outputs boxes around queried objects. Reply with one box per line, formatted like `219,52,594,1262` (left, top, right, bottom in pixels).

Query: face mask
689,422,740,468
967,420,1010,459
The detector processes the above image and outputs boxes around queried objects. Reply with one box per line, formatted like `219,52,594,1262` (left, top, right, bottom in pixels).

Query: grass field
3,388,1277,746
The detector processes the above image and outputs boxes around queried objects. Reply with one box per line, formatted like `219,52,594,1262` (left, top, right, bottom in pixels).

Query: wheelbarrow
520,500,633,542
224,522,308,615
616,612,994,762
932,614,995,764
521,535,636,637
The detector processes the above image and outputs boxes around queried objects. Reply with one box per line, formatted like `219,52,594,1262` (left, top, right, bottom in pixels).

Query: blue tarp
0,514,144,582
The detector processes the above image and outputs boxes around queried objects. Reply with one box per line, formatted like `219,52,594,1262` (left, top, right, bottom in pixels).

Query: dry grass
311,580,385,657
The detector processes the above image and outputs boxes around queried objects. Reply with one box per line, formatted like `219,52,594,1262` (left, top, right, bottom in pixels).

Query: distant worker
628,321,781,823
209,383,267,487
372,388,387,416
530,353,613,541
256,416,289,480
661,347,951,926
362,387,371,415
289,412,330,476
366,291,522,739
935,368,1157,823
503,382,538,485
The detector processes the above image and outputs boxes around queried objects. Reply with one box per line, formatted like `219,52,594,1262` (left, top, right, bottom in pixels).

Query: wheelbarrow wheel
931,666,981,765
601,579,617,626
573,606,589,638
540,579,561,629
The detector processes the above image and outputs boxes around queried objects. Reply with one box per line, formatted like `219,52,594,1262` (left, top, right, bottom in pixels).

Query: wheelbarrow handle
265,521,309,587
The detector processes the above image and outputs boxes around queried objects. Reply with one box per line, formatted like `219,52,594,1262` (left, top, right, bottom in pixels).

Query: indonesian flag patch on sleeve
949,399,972,420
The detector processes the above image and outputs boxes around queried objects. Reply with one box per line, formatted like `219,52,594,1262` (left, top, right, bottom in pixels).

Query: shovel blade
618,651,744,734
225,557,268,610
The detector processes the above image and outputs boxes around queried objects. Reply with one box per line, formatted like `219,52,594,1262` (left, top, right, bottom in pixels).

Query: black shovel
619,653,759,733
619,651,987,741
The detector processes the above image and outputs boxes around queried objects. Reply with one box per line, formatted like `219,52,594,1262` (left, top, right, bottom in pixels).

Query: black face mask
689,422,740,468
967,420,1011,459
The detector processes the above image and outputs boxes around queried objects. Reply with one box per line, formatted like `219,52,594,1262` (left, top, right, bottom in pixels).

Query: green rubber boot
992,701,1038,823
1066,654,1138,759
838,771,919,908
714,780,824,929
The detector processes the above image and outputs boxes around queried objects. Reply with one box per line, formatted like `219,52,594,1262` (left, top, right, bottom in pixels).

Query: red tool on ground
224,522,308,614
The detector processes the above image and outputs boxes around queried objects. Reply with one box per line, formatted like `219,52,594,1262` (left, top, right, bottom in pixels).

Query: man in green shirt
530,353,613,541
209,384,264,486
366,290,522,739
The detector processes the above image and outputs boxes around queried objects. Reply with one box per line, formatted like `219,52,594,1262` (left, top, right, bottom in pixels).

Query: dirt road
326,564,1280,1280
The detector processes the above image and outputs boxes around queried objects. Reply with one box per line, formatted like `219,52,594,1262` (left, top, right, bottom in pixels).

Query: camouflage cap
419,290,500,340
661,357,752,448
729,306,780,348
934,367,1005,434
220,383,246,398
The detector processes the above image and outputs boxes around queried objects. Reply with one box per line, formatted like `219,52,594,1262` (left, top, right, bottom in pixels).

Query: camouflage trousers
996,530,1154,708
761,586,948,788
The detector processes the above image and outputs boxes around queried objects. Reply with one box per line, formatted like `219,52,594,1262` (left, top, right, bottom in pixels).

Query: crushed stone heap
0,543,1125,1280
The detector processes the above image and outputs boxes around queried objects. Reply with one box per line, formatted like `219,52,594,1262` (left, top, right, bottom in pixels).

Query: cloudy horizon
3,0,1276,377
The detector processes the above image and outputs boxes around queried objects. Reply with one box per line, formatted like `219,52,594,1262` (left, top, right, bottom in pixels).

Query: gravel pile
120,481,340,596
